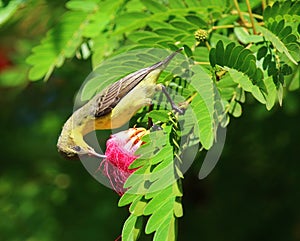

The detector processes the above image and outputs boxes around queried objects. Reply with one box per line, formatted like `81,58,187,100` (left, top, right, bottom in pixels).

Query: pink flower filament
99,128,147,195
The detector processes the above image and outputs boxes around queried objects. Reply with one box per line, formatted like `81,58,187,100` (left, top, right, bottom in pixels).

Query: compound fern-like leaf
26,0,122,81
257,20,299,65
189,65,215,149
209,40,264,87
263,1,300,23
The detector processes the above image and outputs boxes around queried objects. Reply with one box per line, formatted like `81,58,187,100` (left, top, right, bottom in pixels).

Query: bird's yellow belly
94,82,156,130
93,113,125,130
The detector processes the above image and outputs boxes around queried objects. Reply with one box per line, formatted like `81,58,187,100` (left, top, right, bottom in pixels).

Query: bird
57,47,184,158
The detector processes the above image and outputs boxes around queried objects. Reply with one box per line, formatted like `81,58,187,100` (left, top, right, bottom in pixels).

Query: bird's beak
87,149,106,159
150,47,184,70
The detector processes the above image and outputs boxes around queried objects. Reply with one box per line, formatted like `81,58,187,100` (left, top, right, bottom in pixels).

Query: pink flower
99,128,147,195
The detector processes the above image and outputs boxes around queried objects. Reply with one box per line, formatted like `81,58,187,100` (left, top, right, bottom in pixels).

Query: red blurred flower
0,49,13,72
99,128,147,195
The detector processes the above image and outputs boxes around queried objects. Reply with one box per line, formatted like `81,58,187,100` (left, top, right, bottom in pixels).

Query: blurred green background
1,1,300,241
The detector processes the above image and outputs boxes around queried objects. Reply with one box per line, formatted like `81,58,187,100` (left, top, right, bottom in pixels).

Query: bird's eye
72,146,81,152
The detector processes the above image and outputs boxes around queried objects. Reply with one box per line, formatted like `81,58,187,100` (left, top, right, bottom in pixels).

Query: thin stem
177,92,197,113
185,92,197,104
194,61,211,65
245,0,257,34
210,22,264,33
217,70,227,79
262,0,267,10
238,11,264,20
233,0,247,26
224,89,238,114
205,41,211,51
212,24,235,30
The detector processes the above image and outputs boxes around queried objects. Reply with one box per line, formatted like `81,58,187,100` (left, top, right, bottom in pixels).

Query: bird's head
57,124,105,159
58,143,105,160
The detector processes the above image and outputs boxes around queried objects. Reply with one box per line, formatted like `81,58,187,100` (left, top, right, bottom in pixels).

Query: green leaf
190,65,215,149
148,20,176,30
114,12,165,35
143,187,173,215
0,0,24,26
185,14,207,28
140,0,168,13
27,0,122,81
122,214,143,241
124,166,149,190
209,48,217,67
278,25,292,39
234,27,264,44
227,68,266,104
145,197,174,234
66,1,98,11
173,199,183,217
148,165,176,193
262,54,272,70
215,40,225,66
149,146,173,165
263,1,279,21
135,130,168,156
227,45,244,68
177,108,200,143
287,65,300,91
210,33,235,46
170,20,197,32
154,28,186,37
257,25,298,65
235,49,253,71
264,76,277,110
118,193,139,207
184,0,201,7
229,101,242,117
263,1,300,23
168,0,186,8
277,83,284,106
217,73,238,100
257,46,268,60
129,197,148,216
145,184,176,200
151,154,173,174
224,42,236,64
285,42,300,63
92,34,120,68
129,158,149,169
153,214,176,241
211,41,264,86
128,31,158,42
138,36,168,44
240,54,256,74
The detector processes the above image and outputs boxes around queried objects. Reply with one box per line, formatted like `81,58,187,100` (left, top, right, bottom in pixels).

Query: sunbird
57,48,184,158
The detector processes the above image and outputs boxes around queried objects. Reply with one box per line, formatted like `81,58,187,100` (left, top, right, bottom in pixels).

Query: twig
245,12,263,20
233,0,247,26
245,0,257,34
205,41,211,51
193,61,211,65
212,25,235,30
262,0,267,10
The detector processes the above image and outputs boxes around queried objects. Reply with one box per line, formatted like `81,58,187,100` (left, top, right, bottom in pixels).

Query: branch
245,0,257,34
233,0,247,26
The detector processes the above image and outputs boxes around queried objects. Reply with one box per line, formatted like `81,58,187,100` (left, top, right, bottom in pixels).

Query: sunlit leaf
122,214,143,241
257,24,298,65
